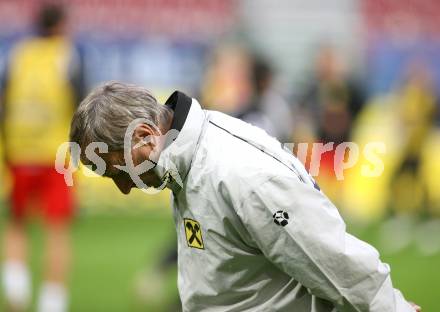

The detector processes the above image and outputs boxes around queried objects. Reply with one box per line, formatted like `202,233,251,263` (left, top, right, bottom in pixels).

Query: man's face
82,124,163,194
99,148,161,194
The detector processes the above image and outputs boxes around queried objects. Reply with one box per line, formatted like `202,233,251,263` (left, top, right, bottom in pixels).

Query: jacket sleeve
236,174,415,312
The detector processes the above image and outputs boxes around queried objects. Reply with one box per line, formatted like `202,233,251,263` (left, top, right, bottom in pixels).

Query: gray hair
70,81,172,151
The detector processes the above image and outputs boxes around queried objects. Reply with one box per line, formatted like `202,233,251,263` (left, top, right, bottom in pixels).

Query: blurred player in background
201,45,253,115
297,45,365,144
295,45,365,202
390,61,438,216
201,46,293,142
0,3,84,311
236,55,293,143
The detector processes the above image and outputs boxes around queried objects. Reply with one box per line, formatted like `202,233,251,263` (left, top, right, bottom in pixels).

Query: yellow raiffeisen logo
184,218,204,249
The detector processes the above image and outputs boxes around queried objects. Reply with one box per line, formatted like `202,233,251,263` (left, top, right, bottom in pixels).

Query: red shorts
9,166,74,224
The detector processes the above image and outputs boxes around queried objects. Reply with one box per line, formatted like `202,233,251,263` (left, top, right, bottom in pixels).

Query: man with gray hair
69,81,419,311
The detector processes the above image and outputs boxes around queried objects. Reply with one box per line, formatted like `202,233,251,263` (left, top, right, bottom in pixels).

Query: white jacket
154,91,415,312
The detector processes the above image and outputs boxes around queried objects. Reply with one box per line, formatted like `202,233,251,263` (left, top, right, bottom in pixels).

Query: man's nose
113,176,132,194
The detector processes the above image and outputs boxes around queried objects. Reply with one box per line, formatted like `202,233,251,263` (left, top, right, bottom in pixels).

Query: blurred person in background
236,55,293,143
295,45,365,202
389,61,438,216
201,45,253,114
202,46,293,141
341,59,440,220
0,3,84,311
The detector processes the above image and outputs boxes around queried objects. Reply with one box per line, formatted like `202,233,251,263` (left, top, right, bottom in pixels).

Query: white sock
38,282,68,312
1,261,31,309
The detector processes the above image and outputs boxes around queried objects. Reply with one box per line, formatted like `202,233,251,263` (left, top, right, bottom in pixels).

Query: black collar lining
165,91,192,133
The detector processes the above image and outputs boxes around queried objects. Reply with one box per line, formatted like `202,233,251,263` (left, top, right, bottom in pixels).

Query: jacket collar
154,91,206,192
165,91,192,134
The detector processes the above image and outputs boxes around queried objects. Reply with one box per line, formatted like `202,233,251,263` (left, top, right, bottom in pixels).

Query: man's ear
132,123,160,147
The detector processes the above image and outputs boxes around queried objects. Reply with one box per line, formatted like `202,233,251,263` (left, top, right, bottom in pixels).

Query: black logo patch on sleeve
273,210,289,227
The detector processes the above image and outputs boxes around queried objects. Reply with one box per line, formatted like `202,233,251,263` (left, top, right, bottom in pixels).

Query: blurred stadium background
0,0,439,311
